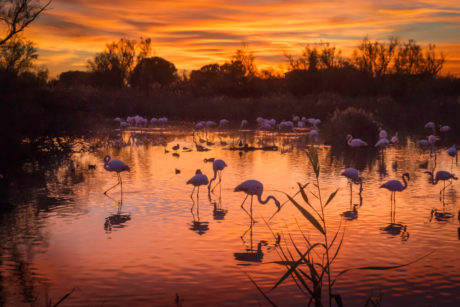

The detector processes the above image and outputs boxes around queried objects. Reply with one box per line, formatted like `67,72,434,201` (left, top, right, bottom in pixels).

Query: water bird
204,157,215,163
208,159,227,193
341,204,358,220
234,180,280,223
375,138,390,149
175,168,181,174
430,208,453,222
103,155,130,194
448,145,458,169
380,173,410,213
172,153,180,158
425,121,435,132
347,134,368,147
341,168,363,205
234,242,264,262
391,132,399,144
88,164,96,170
379,129,388,139
439,125,451,132
219,119,230,128
187,169,209,198
240,120,248,128
425,171,457,200
172,144,180,150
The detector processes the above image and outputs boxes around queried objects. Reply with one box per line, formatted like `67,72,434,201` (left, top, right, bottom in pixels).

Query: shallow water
1,128,459,306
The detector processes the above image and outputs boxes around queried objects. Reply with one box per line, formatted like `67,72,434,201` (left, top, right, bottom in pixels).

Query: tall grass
252,146,429,306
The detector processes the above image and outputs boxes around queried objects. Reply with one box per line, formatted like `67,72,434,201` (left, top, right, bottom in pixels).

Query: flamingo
391,132,399,144
439,125,451,132
448,145,458,169
234,180,280,223
187,169,209,198
208,159,227,193
347,134,368,147
425,121,435,132
425,171,458,200
379,129,388,139
380,173,410,217
103,155,130,194
375,138,390,149
219,119,230,128
240,120,248,129
341,168,363,206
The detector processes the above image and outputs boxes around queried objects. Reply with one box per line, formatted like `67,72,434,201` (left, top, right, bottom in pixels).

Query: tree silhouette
130,56,177,89
0,0,50,45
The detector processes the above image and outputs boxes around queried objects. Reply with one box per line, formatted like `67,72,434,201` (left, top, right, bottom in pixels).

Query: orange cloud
24,0,460,77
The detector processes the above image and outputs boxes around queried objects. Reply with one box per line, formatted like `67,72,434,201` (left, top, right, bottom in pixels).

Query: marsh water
1,127,460,306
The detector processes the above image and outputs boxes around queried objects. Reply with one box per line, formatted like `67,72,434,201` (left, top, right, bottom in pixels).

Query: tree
0,0,50,45
87,38,136,88
0,35,37,74
231,44,256,77
130,56,177,89
352,37,398,77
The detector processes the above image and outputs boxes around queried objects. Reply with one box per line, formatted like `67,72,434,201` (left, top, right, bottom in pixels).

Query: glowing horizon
23,0,460,77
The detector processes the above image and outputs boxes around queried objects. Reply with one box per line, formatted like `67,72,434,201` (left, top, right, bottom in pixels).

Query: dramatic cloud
25,0,460,76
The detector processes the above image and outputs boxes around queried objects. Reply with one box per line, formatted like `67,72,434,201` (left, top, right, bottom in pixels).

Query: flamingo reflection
189,188,209,235
104,196,131,233
209,185,228,220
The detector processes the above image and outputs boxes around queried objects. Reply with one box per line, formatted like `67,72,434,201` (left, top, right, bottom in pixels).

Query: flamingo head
104,155,111,163
403,172,410,181
346,134,352,140
195,169,202,175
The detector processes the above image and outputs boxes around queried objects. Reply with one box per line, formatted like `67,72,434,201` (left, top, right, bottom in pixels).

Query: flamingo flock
102,118,458,231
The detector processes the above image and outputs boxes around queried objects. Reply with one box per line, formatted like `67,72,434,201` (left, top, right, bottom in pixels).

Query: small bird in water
175,168,181,174
88,164,96,170
172,153,180,158
172,144,180,150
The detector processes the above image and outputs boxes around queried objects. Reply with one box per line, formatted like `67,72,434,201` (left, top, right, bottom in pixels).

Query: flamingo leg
350,180,353,210
104,173,121,194
190,186,196,199
241,194,254,223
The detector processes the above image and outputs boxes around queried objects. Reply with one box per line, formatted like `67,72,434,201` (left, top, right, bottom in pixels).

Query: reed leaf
243,271,278,307
288,194,325,234
272,243,322,290
325,188,339,207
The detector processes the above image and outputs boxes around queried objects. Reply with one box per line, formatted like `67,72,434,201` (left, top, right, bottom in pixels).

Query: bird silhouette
103,155,130,194
234,180,280,223
341,168,363,207
208,159,227,193
347,134,368,147
380,173,410,220
187,169,209,199
425,170,457,201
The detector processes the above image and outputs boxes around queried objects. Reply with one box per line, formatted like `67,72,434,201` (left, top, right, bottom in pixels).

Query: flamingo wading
425,171,458,201
103,155,130,194
234,180,280,223
380,173,410,219
208,159,227,193
187,169,209,198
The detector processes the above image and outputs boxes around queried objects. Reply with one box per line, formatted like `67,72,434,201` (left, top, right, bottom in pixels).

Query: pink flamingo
103,155,130,194
234,180,280,223
208,159,227,193
187,169,209,198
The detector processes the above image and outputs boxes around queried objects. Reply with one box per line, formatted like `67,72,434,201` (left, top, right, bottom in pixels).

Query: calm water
1,128,459,306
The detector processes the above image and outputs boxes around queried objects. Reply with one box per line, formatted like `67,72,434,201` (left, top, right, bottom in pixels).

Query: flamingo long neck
257,193,278,205
426,172,436,185
401,174,409,189
208,169,218,189
347,135,352,145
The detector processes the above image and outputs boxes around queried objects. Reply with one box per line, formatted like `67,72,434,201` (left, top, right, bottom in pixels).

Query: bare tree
0,35,37,73
0,0,51,45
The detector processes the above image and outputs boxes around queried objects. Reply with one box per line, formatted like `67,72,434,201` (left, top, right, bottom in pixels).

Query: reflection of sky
25,0,460,76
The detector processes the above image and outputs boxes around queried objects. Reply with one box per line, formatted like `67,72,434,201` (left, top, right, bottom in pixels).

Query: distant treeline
1,36,460,162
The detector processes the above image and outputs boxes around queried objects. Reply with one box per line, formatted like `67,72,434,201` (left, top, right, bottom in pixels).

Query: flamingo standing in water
103,155,130,194
448,145,458,169
208,159,227,193
380,173,410,219
187,169,209,198
347,134,368,147
234,180,280,223
341,168,363,207
425,171,458,201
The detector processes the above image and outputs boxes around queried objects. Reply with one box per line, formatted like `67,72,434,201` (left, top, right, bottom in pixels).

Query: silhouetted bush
324,107,380,147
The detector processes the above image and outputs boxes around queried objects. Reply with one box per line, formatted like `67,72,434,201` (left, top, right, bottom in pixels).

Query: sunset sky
25,0,460,77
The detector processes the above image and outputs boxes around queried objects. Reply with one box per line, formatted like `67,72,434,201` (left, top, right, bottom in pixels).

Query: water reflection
104,194,131,233
189,192,209,236
209,186,228,221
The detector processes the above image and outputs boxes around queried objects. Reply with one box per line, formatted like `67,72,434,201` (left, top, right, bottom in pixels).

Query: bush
324,107,380,147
